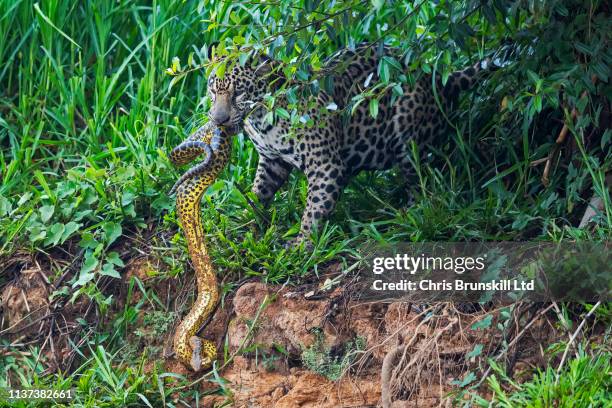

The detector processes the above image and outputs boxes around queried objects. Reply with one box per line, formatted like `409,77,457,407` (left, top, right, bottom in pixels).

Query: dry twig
556,301,601,378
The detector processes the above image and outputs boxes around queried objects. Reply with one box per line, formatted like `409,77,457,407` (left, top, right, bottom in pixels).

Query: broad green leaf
61,221,81,244
152,195,172,212
29,226,46,242
40,205,55,223
80,253,99,275
44,223,65,247
107,252,125,267
100,263,121,279
471,315,493,330
103,222,122,245
466,344,483,359
80,232,99,249
73,271,95,287
216,60,227,78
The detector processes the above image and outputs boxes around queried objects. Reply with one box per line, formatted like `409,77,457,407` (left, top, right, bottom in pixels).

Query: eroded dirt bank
167,281,554,407
0,254,569,407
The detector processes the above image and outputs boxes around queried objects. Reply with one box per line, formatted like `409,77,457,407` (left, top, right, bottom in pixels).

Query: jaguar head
206,56,273,128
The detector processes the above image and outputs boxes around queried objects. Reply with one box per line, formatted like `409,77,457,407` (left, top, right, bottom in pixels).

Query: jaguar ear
254,55,273,76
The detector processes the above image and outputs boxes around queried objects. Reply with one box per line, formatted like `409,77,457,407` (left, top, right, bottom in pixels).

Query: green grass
477,351,611,408
0,0,610,406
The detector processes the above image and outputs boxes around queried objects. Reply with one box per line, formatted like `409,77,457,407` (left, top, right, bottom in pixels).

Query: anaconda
169,122,232,371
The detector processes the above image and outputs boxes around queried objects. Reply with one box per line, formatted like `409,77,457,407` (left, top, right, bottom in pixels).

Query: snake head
189,336,214,372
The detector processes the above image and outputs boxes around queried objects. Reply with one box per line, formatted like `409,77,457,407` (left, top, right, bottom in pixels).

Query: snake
169,122,233,371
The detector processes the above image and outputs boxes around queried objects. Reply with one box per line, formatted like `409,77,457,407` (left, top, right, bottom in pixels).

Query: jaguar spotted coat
206,45,491,244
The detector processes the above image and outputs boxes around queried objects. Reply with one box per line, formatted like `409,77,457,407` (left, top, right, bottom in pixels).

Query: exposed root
381,345,406,408
381,314,459,407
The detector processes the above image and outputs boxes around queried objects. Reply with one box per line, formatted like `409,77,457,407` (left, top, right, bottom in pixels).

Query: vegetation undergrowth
0,0,609,406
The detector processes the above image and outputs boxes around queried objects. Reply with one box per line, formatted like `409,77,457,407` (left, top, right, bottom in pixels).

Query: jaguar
206,45,492,244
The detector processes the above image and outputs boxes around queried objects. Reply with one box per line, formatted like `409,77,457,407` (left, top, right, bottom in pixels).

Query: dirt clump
1,262,50,339
201,359,381,408
229,282,340,355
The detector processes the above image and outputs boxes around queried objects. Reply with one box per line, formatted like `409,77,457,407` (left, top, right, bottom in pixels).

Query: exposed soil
168,281,554,407
0,251,579,407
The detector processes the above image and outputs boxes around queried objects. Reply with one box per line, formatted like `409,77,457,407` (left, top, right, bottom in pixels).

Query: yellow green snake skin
169,123,232,371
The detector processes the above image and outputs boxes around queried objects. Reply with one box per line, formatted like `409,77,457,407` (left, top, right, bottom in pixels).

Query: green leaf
100,263,121,279
275,107,290,120
592,61,609,83
103,222,122,246
466,344,483,359
80,232,99,249
39,205,55,223
511,213,533,231
452,371,476,387
384,56,403,71
107,252,125,267
60,222,80,244
44,223,65,247
574,42,593,56
392,84,404,97
121,190,135,207
378,59,390,83
29,226,46,242
73,271,95,287
238,51,250,66
371,0,384,11
18,192,33,207
216,60,227,79
152,195,172,212
526,70,540,84
74,253,98,287
263,111,274,125
80,253,99,275
534,94,542,112
0,195,11,217
471,315,493,330
369,98,379,118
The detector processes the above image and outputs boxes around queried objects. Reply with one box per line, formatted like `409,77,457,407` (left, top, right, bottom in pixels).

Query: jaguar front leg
252,156,293,205
293,161,347,246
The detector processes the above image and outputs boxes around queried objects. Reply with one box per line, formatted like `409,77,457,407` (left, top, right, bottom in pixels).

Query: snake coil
169,123,232,371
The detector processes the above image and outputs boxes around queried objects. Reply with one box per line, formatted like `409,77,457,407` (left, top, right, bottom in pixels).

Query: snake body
169,123,232,371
